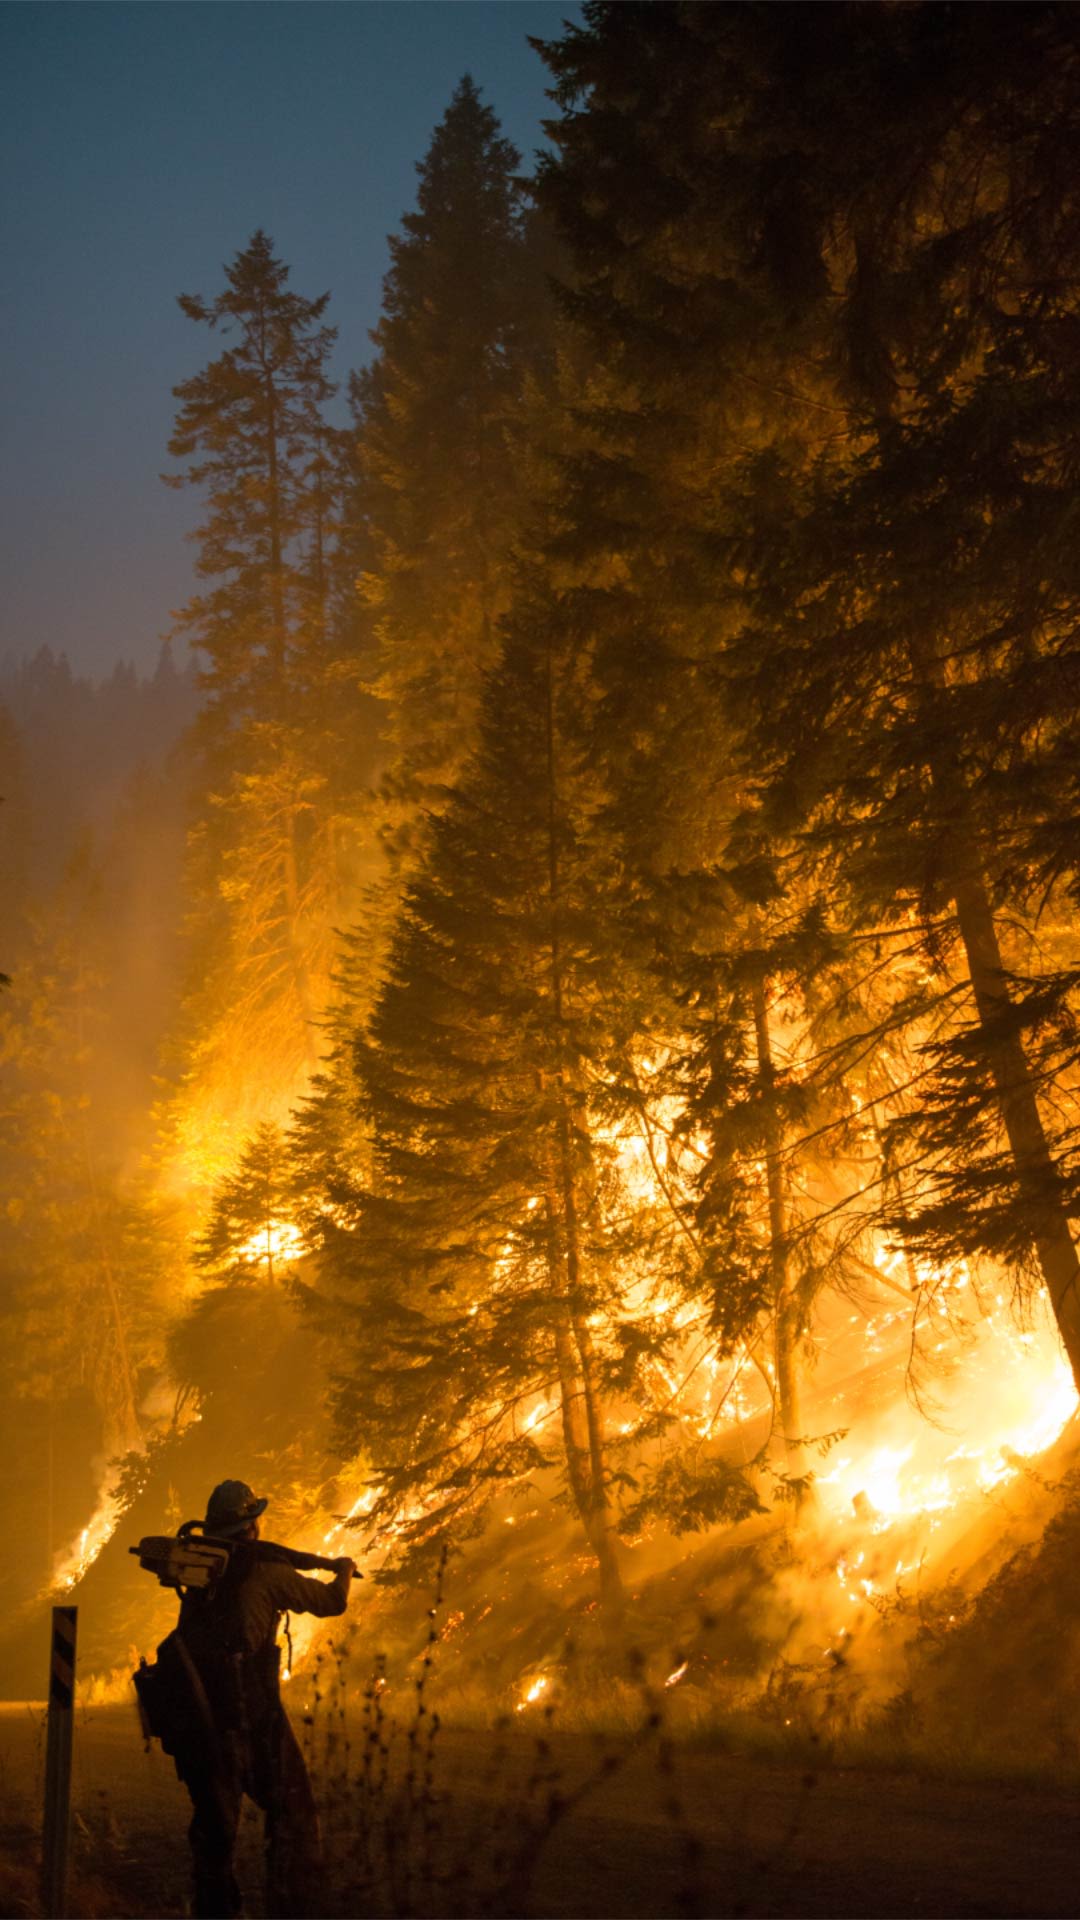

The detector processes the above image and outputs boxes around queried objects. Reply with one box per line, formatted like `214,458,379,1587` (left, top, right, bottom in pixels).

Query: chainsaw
130,1518,360,1592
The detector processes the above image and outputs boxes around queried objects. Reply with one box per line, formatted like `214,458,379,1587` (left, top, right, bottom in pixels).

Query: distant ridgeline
0,642,200,896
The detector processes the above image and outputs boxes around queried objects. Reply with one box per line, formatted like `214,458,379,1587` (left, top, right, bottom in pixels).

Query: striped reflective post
42,1604,77,1919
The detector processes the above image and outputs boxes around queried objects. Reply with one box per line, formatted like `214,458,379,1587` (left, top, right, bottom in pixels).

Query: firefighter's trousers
176,1707,321,1918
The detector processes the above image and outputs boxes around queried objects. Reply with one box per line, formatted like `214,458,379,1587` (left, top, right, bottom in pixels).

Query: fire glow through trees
8,11,1080,1832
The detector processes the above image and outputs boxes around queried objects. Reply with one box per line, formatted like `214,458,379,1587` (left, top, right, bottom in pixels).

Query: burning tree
194,1121,300,1287
533,0,1080,1425
713,2,1080,1385
529,5,876,1504
320,564,723,1605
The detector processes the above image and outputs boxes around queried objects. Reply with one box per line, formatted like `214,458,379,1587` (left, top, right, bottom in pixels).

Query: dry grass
292,1551,707,1917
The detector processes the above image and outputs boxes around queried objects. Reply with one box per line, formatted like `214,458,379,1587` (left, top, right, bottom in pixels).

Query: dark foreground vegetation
8,1446,1080,1917
8,1706,1080,1919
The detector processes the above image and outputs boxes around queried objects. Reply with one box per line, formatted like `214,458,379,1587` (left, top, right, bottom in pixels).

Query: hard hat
204,1479,268,1537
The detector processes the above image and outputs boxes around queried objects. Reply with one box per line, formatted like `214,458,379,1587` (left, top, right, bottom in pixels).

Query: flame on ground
53,1489,124,1593
817,1293,1078,1538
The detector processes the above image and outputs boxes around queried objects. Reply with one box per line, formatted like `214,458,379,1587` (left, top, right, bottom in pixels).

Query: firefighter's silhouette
135,1479,356,1918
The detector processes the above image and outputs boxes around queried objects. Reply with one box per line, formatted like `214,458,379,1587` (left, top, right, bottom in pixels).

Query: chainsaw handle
177,1521,361,1579
259,1541,359,1576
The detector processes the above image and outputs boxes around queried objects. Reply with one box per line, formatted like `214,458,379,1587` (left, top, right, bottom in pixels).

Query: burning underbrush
263,1292,1080,1783
9,1270,1080,1793
276,1445,1080,1786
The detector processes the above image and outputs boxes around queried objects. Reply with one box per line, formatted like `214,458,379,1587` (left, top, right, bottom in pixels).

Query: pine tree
292,84,564,1268
168,230,337,713
166,232,369,1161
194,1121,298,1285
531,2,896,1496
321,573,703,1603
708,2,1080,1384
348,77,542,874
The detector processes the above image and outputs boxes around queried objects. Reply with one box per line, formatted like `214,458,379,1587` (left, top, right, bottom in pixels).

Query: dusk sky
1,1,574,680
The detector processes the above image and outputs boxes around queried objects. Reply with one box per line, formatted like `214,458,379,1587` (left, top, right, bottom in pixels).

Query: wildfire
516,1673,549,1711
521,1394,559,1436
817,1296,1077,1537
322,1486,379,1548
53,1490,123,1593
138,1078,1080,1721
236,1218,304,1270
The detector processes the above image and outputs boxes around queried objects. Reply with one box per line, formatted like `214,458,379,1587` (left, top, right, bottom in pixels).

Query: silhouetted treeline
0,641,198,898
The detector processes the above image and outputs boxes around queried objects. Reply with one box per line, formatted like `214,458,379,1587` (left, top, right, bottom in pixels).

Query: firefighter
171,1479,356,1919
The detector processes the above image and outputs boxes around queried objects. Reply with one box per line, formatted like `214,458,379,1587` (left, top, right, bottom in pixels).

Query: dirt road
2,1701,1078,1917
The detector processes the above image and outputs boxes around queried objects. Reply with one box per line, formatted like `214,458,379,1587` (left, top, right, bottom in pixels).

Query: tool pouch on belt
133,1630,215,1757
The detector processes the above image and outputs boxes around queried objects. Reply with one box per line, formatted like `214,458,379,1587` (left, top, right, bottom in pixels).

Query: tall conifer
711,3,1080,1382
348,78,540,874
167,233,367,1164
322,572,679,1602
532,4,895,1491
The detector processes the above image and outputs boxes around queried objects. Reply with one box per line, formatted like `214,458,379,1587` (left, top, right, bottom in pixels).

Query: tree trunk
569,1317,623,1607
264,371,288,687
551,1308,594,1532
917,649,1080,1387
281,803,319,1070
74,950,142,1460
751,974,811,1497
543,1155,623,1606
558,1117,623,1604
541,640,623,1605
950,857,1080,1381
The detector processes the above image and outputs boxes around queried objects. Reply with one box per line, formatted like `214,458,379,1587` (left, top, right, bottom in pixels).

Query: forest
6,2,1080,1849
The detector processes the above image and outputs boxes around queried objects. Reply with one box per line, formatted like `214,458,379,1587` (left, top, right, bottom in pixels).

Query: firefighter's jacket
175,1544,351,1744
180,1547,351,1654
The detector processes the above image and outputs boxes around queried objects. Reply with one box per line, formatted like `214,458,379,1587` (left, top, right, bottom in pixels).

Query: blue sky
0,1,575,678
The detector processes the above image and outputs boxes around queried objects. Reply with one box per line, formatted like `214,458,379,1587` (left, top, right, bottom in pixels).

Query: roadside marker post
42,1604,77,1919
